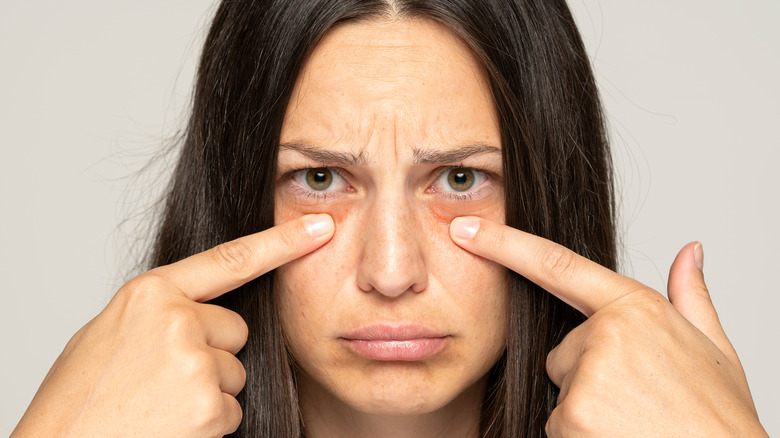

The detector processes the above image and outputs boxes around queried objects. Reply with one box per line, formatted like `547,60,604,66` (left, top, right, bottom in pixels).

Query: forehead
280,18,500,153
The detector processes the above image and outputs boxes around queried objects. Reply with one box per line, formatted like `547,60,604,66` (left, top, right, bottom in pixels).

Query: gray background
1,0,778,435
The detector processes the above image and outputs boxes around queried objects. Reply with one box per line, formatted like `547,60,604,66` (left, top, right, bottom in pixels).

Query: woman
11,0,768,437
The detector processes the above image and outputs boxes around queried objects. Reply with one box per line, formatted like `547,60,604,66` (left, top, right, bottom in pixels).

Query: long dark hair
150,0,616,436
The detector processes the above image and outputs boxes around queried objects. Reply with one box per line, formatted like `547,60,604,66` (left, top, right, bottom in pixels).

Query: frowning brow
279,141,501,165
412,144,501,164
279,142,368,166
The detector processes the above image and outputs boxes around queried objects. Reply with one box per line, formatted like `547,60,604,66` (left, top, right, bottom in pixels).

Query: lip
340,323,449,361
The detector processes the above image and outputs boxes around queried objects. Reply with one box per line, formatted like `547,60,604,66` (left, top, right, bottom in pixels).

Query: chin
299,360,490,418
346,381,453,416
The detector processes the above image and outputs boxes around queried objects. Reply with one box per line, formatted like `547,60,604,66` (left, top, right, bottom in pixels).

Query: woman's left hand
449,217,768,437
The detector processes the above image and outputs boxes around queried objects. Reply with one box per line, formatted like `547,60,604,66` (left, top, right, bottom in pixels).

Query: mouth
340,323,450,361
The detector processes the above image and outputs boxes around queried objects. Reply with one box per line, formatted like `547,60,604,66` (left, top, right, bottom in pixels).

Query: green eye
305,168,333,190
447,168,475,191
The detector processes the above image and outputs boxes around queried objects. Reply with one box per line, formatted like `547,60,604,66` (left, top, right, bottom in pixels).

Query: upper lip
341,323,448,341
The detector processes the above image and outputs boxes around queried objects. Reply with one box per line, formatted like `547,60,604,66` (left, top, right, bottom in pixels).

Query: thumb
667,242,737,360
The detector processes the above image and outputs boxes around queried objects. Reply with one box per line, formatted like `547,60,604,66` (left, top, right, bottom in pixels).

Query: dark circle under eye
305,168,333,190
447,168,475,191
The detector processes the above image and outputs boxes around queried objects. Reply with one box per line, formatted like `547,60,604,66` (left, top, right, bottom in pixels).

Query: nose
355,194,428,297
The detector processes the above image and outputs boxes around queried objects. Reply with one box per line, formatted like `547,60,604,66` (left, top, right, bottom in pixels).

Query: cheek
427,231,509,322
275,253,344,359
423,201,508,347
274,198,362,333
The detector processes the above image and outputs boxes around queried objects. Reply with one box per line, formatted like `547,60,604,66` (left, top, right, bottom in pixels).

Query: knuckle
219,396,244,434
190,391,227,430
622,288,669,322
546,340,567,378
114,273,176,317
162,306,201,339
229,409,244,434
230,356,248,389
119,272,170,304
238,362,248,388
545,349,556,377
540,244,578,283
587,311,626,346
555,392,596,434
235,315,249,348
212,240,256,282
220,402,242,434
580,311,632,355
178,347,218,380
545,409,559,438
640,292,668,319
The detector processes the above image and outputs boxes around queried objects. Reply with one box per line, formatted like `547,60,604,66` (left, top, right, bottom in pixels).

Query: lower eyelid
437,182,494,201
290,184,344,202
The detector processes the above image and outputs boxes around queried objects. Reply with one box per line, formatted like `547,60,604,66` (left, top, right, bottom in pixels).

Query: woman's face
274,18,507,416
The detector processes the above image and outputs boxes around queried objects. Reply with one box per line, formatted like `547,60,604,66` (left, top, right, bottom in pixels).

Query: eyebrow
412,144,501,164
279,141,501,166
279,142,369,166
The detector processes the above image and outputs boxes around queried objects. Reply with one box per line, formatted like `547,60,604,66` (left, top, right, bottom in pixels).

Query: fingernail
693,242,704,271
304,214,334,238
450,217,480,240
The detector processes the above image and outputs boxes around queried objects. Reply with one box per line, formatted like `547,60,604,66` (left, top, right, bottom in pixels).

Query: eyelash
427,167,493,201
285,167,351,201
282,166,495,202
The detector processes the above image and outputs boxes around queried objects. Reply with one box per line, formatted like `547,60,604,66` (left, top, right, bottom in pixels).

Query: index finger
148,214,334,302
449,216,642,316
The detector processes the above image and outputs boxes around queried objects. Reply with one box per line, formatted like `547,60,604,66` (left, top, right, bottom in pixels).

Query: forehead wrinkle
282,19,501,170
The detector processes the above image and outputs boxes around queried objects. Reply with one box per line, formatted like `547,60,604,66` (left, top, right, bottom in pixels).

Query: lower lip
342,337,448,361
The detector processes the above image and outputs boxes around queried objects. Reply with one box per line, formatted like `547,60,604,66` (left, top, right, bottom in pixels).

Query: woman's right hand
11,214,335,438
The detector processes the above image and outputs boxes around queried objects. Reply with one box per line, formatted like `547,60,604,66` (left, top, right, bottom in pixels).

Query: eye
290,167,349,195
305,168,334,190
433,167,487,193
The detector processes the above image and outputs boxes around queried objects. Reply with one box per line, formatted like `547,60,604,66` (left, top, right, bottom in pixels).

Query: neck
298,374,486,438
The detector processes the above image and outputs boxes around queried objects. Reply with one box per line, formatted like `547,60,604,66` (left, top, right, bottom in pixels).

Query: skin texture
274,18,507,438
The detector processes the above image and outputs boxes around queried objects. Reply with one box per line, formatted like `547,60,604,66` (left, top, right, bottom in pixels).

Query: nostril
355,259,428,298
411,281,427,294
355,205,428,298
356,281,373,293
